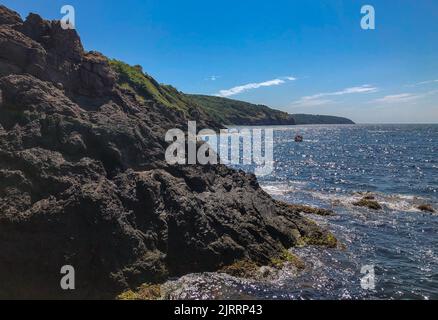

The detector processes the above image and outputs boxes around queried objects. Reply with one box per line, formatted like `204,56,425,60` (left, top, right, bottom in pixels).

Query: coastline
0,5,338,299
1,3,436,301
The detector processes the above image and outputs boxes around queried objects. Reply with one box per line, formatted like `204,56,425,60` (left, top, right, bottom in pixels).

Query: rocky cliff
0,5,334,299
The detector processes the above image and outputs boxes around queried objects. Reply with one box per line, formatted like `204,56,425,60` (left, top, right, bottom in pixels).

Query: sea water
163,124,438,300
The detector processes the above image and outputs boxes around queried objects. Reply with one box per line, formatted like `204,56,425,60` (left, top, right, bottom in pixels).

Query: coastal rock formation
353,196,382,210
0,5,333,299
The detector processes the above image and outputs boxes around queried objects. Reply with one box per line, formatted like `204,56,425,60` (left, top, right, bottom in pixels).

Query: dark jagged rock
0,6,333,299
0,11,114,99
0,25,47,78
0,5,22,26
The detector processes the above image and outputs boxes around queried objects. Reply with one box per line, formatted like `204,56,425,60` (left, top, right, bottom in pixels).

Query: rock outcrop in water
0,5,334,299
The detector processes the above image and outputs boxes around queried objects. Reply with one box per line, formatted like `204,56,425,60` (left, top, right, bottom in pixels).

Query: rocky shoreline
0,5,336,299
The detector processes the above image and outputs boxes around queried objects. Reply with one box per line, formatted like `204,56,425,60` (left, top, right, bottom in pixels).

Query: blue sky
3,0,438,123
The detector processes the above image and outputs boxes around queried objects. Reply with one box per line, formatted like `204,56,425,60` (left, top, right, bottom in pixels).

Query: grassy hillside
188,95,296,126
109,60,196,114
292,114,355,125
189,95,355,126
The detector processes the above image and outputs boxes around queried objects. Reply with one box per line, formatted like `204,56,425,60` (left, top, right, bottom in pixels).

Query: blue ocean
164,124,438,300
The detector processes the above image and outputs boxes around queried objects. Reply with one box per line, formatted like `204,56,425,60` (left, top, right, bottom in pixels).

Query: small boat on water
295,135,304,143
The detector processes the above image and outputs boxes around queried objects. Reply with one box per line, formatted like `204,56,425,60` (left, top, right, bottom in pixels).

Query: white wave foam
261,182,436,214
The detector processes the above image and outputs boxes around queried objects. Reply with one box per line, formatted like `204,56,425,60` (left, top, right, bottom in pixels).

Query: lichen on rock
117,284,162,301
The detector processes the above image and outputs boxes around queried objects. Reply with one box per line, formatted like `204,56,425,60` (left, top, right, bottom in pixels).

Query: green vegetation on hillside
109,60,195,114
188,94,296,126
292,114,355,125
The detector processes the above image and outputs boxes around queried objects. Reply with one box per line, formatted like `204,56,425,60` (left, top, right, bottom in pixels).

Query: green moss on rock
353,198,382,210
116,283,162,300
220,249,306,279
270,249,305,270
298,232,338,248
287,204,335,216
219,259,260,278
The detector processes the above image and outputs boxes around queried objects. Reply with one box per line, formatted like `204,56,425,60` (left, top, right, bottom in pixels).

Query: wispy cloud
216,76,296,97
406,79,438,87
374,93,418,103
292,97,333,107
206,75,220,81
291,84,378,107
374,89,438,104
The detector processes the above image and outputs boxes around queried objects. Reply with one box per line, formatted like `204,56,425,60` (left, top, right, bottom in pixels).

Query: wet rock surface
417,203,435,213
0,6,331,299
353,197,382,210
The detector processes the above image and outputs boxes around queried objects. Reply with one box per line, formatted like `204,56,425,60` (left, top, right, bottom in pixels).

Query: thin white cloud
291,84,378,107
332,85,378,95
293,98,333,107
374,89,438,104
406,79,438,87
216,76,296,97
374,93,418,103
